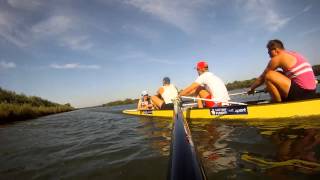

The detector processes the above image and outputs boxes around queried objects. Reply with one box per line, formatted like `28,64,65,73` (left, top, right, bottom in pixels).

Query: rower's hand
175,96,182,103
247,88,255,95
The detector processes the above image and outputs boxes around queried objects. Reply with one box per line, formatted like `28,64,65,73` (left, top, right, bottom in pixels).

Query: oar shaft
229,90,266,96
182,103,198,107
168,101,207,180
181,96,247,105
229,92,248,96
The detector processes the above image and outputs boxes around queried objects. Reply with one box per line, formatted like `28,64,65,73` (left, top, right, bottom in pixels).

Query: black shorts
285,81,316,101
160,103,174,110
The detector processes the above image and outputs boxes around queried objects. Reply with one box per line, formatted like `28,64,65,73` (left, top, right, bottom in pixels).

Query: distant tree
104,98,139,106
313,64,320,76
226,78,257,91
65,103,71,107
0,87,73,108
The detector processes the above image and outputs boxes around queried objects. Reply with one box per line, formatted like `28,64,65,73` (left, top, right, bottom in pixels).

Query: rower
248,39,317,102
137,90,153,110
151,77,178,110
179,61,230,108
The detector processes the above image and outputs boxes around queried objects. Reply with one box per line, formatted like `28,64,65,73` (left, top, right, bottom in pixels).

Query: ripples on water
190,117,320,179
0,105,171,180
1,103,320,179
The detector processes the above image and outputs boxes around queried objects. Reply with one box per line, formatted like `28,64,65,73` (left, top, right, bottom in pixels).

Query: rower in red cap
179,61,230,108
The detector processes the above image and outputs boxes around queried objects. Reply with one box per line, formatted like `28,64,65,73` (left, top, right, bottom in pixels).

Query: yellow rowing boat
122,98,320,120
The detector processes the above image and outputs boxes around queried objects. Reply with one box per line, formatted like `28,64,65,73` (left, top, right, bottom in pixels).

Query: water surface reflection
189,117,320,179
1,105,319,180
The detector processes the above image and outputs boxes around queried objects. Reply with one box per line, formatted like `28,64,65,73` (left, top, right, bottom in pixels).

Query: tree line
0,87,63,107
0,87,73,123
313,64,320,76
103,98,139,106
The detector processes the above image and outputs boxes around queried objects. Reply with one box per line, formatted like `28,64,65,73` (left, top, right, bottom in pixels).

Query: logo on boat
142,110,153,115
210,105,248,115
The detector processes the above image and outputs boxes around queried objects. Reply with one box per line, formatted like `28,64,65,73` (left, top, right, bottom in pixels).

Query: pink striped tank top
284,51,316,90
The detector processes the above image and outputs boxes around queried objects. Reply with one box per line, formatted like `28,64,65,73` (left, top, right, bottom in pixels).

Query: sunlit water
1,89,320,179
0,105,170,180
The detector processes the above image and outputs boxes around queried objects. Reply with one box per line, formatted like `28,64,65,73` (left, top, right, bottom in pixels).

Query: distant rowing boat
123,98,320,120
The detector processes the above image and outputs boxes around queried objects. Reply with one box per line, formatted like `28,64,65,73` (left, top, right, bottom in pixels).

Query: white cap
141,90,148,96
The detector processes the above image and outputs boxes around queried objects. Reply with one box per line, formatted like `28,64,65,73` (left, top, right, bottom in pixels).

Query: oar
167,99,207,180
229,89,266,96
182,102,198,107
180,96,247,105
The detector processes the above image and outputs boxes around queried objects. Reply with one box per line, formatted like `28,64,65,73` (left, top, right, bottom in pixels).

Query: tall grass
0,103,74,123
0,87,74,123
103,98,139,106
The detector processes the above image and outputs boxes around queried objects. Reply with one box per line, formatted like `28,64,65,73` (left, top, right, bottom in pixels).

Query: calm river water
1,97,320,179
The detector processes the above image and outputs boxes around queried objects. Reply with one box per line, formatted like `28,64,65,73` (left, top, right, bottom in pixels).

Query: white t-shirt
195,72,230,102
161,84,178,104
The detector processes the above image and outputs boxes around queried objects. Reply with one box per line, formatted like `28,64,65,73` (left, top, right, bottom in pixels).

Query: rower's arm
249,58,280,93
157,87,164,96
137,99,142,110
179,83,200,96
249,77,263,94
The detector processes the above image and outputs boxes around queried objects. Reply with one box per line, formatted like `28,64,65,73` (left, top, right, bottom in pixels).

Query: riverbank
0,103,74,123
103,98,139,107
0,87,74,124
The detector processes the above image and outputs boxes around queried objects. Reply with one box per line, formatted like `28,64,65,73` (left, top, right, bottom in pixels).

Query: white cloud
7,0,42,10
0,0,48,47
239,0,290,32
145,57,177,65
264,10,291,32
0,12,76,48
299,27,320,37
32,15,94,51
50,63,100,69
122,24,160,40
120,51,178,65
0,11,28,47
0,30,28,47
60,35,93,50
0,60,16,69
0,0,95,51
303,5,312,13
238,0,313,32
0,12,94,51
124,0,213,33
32,15,73,36
0,12,8,26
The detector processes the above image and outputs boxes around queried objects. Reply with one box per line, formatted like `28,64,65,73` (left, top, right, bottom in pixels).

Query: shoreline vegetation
103,98,139,107
226,78,256,91
105,64,320,107
0,87,74,123
313,64,320,76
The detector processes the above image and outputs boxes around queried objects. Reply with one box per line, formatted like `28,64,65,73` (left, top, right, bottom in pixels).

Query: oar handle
228,92,248,96
229,89,266,96
180,96,247,105
251,89,266,94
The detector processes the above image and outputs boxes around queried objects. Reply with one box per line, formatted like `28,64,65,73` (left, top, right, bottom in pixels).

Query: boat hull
122,98,320,120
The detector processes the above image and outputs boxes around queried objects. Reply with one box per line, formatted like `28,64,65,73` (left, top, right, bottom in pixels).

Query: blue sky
0,0,320,108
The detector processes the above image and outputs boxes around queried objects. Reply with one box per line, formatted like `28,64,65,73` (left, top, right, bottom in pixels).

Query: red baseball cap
196,61,208,70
